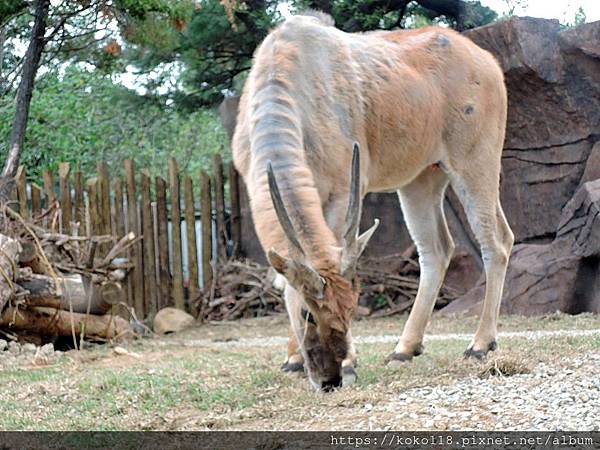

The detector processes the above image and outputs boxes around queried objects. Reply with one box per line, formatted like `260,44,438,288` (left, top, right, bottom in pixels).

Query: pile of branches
357,247,460,317
197,259,284,321
196,246,460,321
0,204,138,345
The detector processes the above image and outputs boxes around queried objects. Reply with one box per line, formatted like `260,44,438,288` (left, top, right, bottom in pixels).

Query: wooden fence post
200,170,213,291
228,163,241,258
184,176,199,308
73,170,84,228
124,160,144,317
152,201,161,309
155,176,170,309
31,183,41,217
59,162,72,234
212,154,227,261
42,169,56,228
97,162,112,257
169,158,185,311
86,178,100,237
141,170,158,317
113,178,125,239
43,169,56,207
15,166,28,219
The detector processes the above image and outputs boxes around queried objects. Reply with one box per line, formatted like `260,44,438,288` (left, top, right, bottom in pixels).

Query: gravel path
371,354,600,431
162,327,600,349
161,327,600,431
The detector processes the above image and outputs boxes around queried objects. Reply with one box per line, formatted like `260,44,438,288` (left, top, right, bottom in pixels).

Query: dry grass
478,355,533,378
0,313,598,430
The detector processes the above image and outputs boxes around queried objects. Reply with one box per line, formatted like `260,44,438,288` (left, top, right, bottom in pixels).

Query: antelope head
266,143,379,390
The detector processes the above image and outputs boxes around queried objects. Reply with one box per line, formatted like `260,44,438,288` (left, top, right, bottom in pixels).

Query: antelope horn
343,142,361,244
341,142,380,278
267,160,306,257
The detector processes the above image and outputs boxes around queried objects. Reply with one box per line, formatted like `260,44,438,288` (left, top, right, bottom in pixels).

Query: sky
480,0,600,23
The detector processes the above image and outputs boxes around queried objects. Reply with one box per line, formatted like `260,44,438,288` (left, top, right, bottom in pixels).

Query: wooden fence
11,155,242,320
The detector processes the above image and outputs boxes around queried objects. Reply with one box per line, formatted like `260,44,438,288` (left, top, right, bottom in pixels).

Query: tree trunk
1,0,50,180
0,26,6,82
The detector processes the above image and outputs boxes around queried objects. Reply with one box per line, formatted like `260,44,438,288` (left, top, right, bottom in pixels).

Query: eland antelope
232,12,513,390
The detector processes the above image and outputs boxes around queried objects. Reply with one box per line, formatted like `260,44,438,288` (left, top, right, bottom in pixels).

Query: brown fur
233,14,512,388
318,270,358,333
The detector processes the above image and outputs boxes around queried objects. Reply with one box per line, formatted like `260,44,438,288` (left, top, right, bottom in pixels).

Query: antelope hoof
341,366,358,387
464,341,497,360
281,361,304,373
385,352,415,367
386,344,424,366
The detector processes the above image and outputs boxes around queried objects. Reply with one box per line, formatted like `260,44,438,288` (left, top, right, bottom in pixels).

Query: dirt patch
0,314,598,430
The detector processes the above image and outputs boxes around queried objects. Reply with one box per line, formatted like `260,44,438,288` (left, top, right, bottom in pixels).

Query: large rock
465,18,600,244
153,307,195,335
441,179,600,316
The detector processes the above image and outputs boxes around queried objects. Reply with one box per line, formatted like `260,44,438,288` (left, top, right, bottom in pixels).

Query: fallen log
0,234,21,312
0,306,132,340
17,274,123,315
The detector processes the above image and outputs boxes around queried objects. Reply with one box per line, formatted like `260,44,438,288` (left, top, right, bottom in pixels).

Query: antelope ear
267,249,326,300
267,249,289,275
295,263,326,300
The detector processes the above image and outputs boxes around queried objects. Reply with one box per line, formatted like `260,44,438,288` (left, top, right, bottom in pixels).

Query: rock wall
442,179,600,316
225,17,600,314
466,17,600,244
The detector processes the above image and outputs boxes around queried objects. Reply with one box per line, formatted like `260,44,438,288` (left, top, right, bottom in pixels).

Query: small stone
0,339,7,351
113,346,142,359
364,403,373,411
8,341,20,354
22,343,37,354
40,343,54,355
153,307,195,335
113,346,129,356
578,393,589,402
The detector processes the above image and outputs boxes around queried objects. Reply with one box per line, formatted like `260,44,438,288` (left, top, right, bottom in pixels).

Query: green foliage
0,67,228,183
460,1,498,29
501,0,528,17
0,0,26,26
573,6,587,26
559,5,588,29
123,0,497,107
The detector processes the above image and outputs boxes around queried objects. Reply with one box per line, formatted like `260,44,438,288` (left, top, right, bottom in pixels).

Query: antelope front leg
341,329,358,386
388,170,454,364
282,327,305,372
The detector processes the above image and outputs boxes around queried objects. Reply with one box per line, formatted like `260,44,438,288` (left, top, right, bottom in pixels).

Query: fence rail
11,156,242,320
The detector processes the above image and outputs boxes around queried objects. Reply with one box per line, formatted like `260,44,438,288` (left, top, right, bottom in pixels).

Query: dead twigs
0,203,135,343
195,250,461,321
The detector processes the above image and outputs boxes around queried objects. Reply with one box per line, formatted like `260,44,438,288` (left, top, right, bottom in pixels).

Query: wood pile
357,247,459,317
195,246,460,321
0,204,137,344
197,259,284,321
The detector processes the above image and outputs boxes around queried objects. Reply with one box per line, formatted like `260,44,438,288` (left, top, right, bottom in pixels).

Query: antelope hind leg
450,164,514,359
